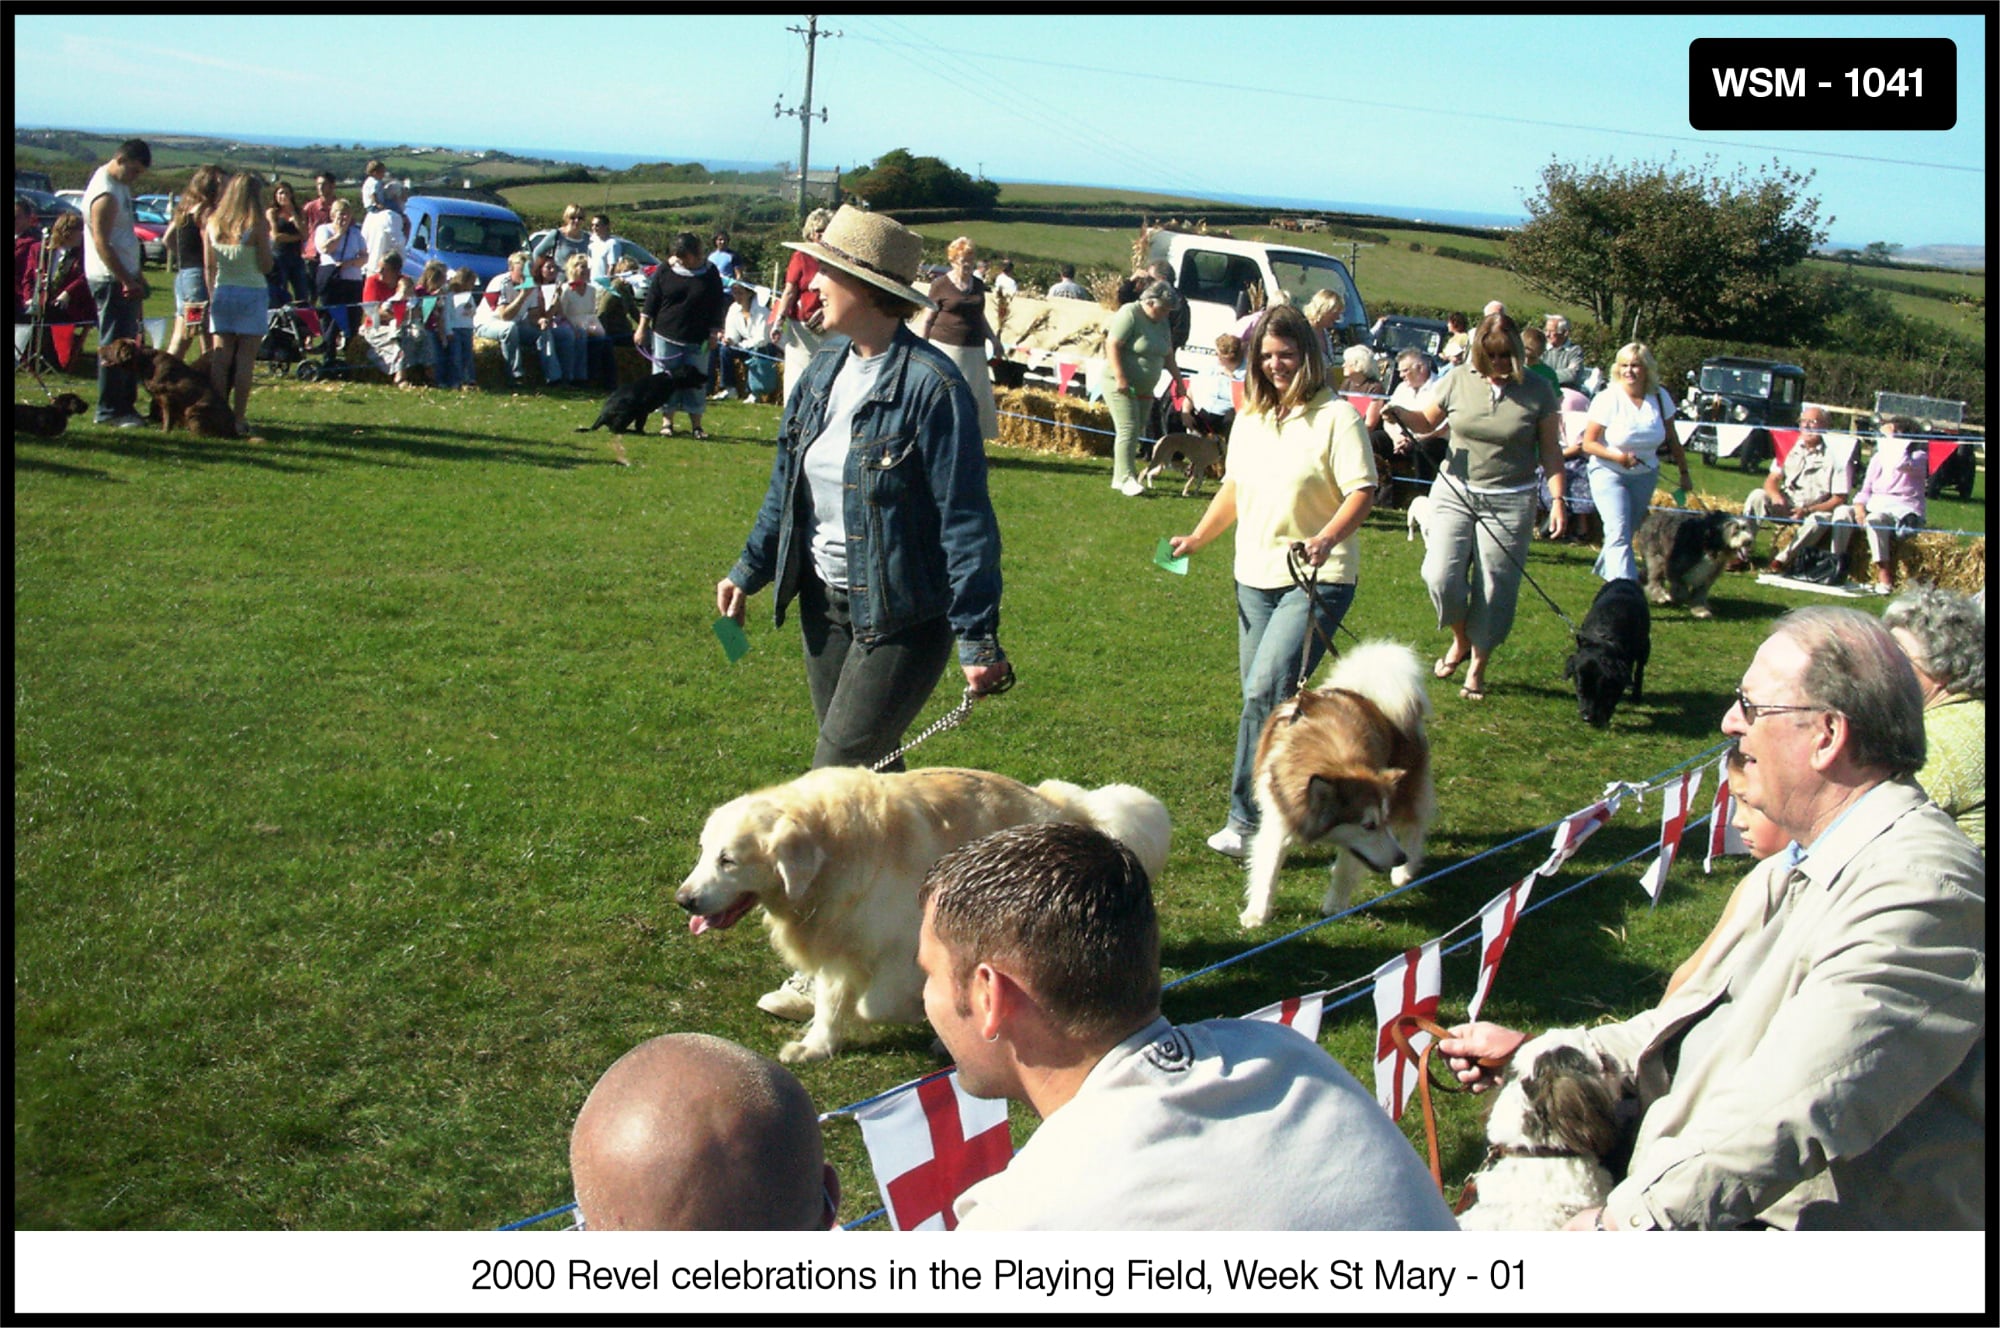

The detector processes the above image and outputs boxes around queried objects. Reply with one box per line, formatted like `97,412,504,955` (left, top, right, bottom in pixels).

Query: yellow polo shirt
1225,389,1378,589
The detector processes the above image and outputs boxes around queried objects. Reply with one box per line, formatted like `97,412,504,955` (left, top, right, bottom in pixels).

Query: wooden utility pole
775,16,835,224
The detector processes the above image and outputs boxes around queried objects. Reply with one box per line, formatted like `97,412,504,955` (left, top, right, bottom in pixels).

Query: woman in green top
1104,281,1182,496
1883,586,1985,847
1384,314,1565,700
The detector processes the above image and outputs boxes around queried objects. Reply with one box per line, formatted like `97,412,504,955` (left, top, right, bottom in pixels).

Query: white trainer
1206,826,1247,858
757,971,815,1021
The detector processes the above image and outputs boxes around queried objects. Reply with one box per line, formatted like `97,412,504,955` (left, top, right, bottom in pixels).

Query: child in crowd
444,267,479,391
1183,332,1244,437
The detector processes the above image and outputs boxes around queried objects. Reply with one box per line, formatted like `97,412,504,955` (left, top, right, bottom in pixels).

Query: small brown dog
15,393,90,438
99,338,237,437
1140,431,1225,497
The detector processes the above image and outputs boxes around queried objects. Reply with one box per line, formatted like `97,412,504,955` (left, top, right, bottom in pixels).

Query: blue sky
12,10,1988,247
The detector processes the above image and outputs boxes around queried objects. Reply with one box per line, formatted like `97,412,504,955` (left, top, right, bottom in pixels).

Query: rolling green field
15,355,1986,1230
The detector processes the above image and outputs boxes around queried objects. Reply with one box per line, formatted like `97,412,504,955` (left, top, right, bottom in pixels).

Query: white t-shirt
81,164,140,284
1585,386,1676,470
953,1017,1458,1231
803,348,890,590
361,209,405,276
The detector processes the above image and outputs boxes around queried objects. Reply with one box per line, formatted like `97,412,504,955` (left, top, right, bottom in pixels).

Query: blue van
400,195,529,285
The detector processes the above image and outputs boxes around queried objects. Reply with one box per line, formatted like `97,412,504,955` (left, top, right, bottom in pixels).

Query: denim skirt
208,284,269,336
174,267,210,316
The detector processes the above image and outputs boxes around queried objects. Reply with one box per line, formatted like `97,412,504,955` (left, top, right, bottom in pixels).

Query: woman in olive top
1384,313,1565,701
1105,280,1182,496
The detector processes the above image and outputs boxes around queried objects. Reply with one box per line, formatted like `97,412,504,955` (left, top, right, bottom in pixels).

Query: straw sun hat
782,205,936,312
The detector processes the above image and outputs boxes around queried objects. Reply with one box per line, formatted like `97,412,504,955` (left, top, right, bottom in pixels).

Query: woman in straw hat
718,205,1013,774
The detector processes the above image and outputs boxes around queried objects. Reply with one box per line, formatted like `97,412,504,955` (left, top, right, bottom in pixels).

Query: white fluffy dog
677,767,1171,1063
1456,1030,1626,1231
1405,493,1434,543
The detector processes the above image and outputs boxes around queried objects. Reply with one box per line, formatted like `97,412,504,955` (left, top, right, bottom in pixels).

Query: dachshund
15,393,90,438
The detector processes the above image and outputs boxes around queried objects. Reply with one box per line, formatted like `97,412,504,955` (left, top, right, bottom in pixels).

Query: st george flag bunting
853,1071,1011,1231
1638,768,1703,903
1538,800,1614,876
1768,427,1800,465
1054,359,1078,395
1245,992,1326,1043
1467,875,1536,1023
1712,422,1753,459
1371,941,1442,1119
1705,752,1746,872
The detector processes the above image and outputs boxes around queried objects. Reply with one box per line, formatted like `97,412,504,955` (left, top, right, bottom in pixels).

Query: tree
841,149,998,212
1508,157,1829,344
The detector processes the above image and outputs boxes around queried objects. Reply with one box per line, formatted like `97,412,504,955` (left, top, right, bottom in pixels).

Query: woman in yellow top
1169,303,1379,857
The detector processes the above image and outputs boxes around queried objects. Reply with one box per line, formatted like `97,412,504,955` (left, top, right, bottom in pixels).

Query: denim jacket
727,324,1005,666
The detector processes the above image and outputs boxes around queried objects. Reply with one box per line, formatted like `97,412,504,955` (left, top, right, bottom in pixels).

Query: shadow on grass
24,420,625,474
10,446,128,481
985,450,1103,477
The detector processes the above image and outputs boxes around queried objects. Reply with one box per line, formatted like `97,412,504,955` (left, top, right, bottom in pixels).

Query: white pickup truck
983,230,1370,394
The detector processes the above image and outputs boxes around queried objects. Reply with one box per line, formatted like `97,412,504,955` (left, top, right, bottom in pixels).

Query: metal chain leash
868,673,1015,772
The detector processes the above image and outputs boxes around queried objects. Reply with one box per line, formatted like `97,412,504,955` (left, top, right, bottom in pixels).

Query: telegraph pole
775,16,836,224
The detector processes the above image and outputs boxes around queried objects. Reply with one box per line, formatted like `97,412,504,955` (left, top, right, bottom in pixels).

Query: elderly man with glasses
1439,606,1984,1230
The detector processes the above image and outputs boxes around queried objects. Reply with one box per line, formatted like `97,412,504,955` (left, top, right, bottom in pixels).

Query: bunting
1245,992,1325,1043
1704,753,1746,873
852,1071,1012,1232
1370,941,1441,1119
1467,875,1537,1023
1638,768,1703,903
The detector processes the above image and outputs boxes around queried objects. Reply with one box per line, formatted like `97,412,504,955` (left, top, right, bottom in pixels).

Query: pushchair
258,302,311,377
278,303,360,382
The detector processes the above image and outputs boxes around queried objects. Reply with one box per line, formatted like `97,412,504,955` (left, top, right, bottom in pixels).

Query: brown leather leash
1388,1013,1509,1203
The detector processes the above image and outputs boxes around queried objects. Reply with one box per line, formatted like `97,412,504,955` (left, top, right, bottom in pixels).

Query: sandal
691,427,709,441
659,420,675,437
1459,681,1487,702
1433,653,1467,680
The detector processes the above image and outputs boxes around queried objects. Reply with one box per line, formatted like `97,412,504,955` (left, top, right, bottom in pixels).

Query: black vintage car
1679,356,1807,472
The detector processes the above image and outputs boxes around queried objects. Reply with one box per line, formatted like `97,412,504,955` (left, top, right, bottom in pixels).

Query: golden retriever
1241,641,1435,929
677,766,1171,1063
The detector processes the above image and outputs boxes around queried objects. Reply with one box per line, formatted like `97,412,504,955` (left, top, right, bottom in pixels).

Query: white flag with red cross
1245,992,1326,1044
1467,874,1537,1024
1538,800,1614,877
1705,753,1747,873
1371,941,1442,1119
1639,768,1704,903
852,1071,1012,1231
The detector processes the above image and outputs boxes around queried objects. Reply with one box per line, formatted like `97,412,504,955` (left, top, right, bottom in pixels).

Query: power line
843,32,1981,176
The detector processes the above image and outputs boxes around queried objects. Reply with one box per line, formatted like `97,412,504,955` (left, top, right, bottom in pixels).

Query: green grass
13,347,1988,1230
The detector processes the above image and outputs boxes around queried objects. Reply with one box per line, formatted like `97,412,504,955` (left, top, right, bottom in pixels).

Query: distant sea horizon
24,126,1976,251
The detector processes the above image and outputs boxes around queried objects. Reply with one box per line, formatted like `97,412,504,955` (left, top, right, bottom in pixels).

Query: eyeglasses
1733,687,1827,724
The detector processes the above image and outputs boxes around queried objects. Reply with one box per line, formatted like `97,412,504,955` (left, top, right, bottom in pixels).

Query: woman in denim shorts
163,164,225,360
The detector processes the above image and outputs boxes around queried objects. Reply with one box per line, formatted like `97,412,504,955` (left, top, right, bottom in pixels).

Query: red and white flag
852,1071,1012,1231
1768,427,1800,466
1704,753,1746,872
1538,800,1614,876
1371,941,1441,1119
1467,874,1537,1023
1639,768,1703,903
1245,992,1325,1044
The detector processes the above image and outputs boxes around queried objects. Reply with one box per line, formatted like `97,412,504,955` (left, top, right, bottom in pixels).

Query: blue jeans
442,327,474,388
1228,579,1357,831
481,320,526,382
537,322,577,383
267,248,311,307
90,277,143,421
1587,461,1659,582
651,334,711,416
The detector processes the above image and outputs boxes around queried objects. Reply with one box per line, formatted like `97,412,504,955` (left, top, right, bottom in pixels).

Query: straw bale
995,387,1112,458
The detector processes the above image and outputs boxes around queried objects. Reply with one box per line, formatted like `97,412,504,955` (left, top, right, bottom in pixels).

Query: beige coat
1584,779,1984,1229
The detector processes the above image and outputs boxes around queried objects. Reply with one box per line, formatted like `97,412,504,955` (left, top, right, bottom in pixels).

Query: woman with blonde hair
1302,287,1346,365
1577,341,1690,582
1384,313,1565,700
202,172,273,434
163,163,225,360
773,207,834,405
1168,303,1378,857
551,251,609,387
918,235,1002,441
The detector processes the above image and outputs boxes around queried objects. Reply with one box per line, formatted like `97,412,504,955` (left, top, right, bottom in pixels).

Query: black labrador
576,364,711,435
1564,578,1650,728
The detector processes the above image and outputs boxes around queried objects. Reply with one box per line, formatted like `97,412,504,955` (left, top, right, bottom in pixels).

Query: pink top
1854,437,1928,515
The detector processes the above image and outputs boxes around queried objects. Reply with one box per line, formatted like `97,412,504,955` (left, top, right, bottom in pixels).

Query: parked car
1148,230,1369,369
14,168,55,195
133,202,168,266
526,228,660,280
399,195,529,286
1679,356,1806,472
14,187,80,233
55,188,86,208
1367,315,1449,379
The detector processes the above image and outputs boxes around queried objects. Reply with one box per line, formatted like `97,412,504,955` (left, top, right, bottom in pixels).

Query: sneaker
709,388,734,402
1869,581,1893,596
1116,475,1146,497
1206,826,1247,859
757,971,815,1021
109,412,150,429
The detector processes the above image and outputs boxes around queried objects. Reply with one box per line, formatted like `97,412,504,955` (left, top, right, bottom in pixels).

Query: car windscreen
1700,365,1775,398
1268,253,1364,329
1379,323,1442,355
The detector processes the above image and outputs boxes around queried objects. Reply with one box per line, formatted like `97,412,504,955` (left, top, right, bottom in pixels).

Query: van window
1178,250,1264,308
1268,253,1364,329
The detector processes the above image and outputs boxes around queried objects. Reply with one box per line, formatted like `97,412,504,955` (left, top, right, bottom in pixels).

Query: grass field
15,357,1986,1230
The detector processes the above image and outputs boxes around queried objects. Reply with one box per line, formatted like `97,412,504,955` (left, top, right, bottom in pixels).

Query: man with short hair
990,258,1018,298
83,138,151,427
1384,349,1450,480
1542,314,1585,390
1747,406,1850,572
360,185,404,278
1046,263,1087,300
299,170,339,266
570,1033,837,1230
708,231,738,283
1443,607,1985,1230
918,822,1457,1231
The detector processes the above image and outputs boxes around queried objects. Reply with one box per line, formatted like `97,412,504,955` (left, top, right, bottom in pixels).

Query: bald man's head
570,1034,830,1230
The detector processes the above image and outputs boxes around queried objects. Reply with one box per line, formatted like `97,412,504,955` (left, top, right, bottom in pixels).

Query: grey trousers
1421,481,1538,654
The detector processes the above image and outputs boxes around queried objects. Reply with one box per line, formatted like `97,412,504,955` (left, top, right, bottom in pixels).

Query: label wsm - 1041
1687,38,1955,132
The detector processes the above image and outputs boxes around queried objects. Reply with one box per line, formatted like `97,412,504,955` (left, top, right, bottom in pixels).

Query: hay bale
1897,534,1986,595
995,387,1113,457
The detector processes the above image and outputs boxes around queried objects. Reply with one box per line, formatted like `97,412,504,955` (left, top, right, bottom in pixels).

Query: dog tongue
689,914,711,936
